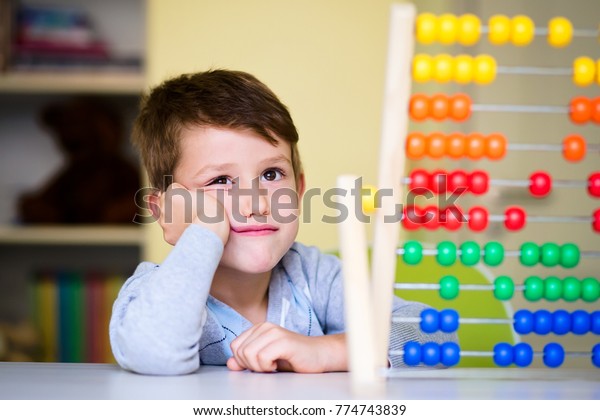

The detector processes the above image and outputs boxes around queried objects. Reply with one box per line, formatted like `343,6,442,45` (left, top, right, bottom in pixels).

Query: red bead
505,206,526,231
440,205,464,230
430,170,448,194
409,168,431,195
594,209,600,233
403,205,424,230
588,173,600,198
423,205,439,230
469,170,489,195
468,206,489,231
529,171,552,198
448,170,469,194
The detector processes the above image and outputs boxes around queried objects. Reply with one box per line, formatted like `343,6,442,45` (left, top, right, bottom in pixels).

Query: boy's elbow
111,329,200,375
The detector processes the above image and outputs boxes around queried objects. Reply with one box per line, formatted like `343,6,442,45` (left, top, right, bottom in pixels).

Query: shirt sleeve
109,224,223,375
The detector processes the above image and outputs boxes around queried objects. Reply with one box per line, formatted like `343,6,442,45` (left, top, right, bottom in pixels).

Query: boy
110,69,455,375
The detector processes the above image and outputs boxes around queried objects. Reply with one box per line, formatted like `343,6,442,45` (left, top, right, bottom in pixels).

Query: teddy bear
18,97,140,224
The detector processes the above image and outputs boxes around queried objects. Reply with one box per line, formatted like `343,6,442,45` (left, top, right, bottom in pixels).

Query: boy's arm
110,224,223,375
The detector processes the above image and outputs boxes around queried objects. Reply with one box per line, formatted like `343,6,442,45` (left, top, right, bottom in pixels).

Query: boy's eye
208,176,233,186
262,169,283,182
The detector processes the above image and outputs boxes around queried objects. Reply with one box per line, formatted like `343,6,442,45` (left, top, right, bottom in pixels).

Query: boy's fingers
226,357,245,371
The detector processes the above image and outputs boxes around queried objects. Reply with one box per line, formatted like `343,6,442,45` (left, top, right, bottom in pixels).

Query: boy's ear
147,191,162,221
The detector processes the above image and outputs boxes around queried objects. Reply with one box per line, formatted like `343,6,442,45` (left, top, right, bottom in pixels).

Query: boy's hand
157,182,229,246
226,322,347,373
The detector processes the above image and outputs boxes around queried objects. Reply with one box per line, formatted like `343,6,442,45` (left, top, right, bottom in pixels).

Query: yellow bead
416,13,438,44
473,55,496,84
413,54,434,83
434,54,454,83
573,56,595,86
597,59,600,85
488,15,511,45
361,185,378,214
457,14,481,46
511,15,535,46
438,13,459,44
548,17,573,47
454,55,474,84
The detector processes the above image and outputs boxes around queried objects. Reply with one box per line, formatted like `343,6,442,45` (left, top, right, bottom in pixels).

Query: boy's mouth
231,225,279,236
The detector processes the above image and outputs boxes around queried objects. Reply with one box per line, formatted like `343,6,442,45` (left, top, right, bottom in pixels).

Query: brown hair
132,69,302,190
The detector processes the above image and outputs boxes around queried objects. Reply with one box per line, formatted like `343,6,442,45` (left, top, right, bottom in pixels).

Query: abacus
336,3,600,393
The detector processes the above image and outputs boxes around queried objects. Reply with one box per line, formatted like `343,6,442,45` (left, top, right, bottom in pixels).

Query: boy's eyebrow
194,154,292,178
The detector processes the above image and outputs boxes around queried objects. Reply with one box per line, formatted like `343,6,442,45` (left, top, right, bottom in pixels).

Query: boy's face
174,126,305,275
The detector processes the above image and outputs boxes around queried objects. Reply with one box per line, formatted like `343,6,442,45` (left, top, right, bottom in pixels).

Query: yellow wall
144,0,444,260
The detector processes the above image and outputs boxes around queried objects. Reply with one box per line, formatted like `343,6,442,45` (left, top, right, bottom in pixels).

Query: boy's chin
220,251,282,275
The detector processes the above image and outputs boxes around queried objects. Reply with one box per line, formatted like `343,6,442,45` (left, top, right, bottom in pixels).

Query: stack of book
31,270,125,363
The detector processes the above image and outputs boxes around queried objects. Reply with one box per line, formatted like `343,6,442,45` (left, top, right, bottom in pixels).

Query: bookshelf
0,0,146,363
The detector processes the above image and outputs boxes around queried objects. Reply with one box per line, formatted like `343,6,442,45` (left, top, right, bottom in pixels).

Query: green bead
562,276,581,302
540,243,561,267
581,277,600,302
493,276,514,300
439,275,459,300
460,241,481,266
544,276,562,301
524,276,544,301
483,241,504,266
560,243,580,268
403,240,423,265
520,242,540,266
436,241,457,266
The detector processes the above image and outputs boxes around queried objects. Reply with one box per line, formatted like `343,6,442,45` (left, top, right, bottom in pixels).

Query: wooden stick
336,175,381,395
370,3,416,370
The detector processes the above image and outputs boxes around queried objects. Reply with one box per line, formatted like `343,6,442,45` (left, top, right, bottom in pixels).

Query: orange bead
486,133,507,160
569,97,592,124
450,93,472,121
466,133,486,159
592,97,600,124
447,132,466,158
406,132,427,159
427,132,447,159
430,93,449,120
562,135,586,162
410,93,431,121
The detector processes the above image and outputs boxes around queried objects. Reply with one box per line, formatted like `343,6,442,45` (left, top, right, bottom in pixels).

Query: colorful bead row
513,309,600,335
407,169,600,198
414,308,600,335
406,132,507,160
437,275,600,302
402,205,527,232
413,55,600,86
401,341,600,368
409,93,600,124
417,14,575,48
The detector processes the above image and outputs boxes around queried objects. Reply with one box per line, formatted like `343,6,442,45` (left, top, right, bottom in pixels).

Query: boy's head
132,69,303,190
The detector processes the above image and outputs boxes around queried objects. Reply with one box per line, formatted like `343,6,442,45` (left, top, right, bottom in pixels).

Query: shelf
0,71,145,95
0,225,144,246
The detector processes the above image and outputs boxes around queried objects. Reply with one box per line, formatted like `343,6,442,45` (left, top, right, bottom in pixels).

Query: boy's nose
233,178,270,220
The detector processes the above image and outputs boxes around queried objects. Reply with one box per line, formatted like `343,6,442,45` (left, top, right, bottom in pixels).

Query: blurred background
0,0,598,367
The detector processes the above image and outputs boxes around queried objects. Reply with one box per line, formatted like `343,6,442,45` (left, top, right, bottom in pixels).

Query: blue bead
552,310,571,335
571,310,591,335
592,343,600,368
403,341,421,366
440,342,460,367
533,310,552,335
590,311,600,335
439,309,459,333
513,342,533,367
420,308,439,333
493,342,513,367
543,343,565,368
422,342,441,366
513,309,534,334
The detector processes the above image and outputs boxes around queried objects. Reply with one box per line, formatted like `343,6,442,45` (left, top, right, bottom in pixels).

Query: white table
1,362,599,400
